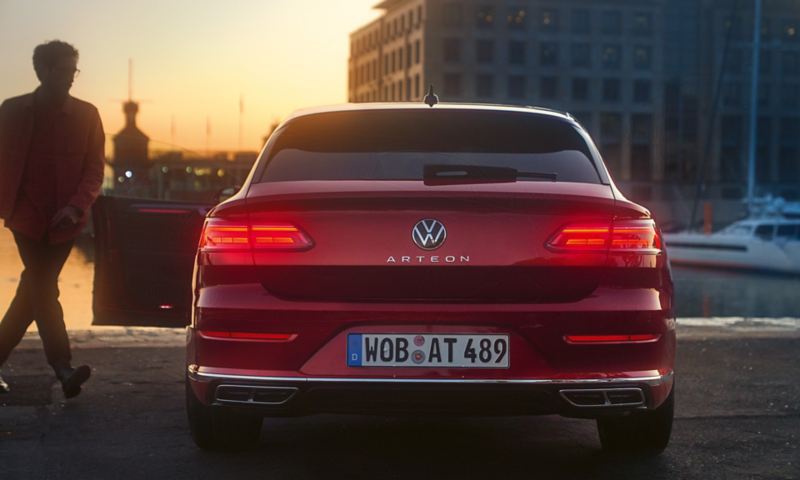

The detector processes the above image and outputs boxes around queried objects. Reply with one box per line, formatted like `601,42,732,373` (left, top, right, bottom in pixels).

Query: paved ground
1,329,798,480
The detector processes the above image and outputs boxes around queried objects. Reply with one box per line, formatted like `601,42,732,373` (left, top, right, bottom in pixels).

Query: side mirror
216,186,241,204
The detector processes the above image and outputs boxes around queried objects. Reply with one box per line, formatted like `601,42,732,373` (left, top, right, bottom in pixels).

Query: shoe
0,374,9,394
55,365,91,399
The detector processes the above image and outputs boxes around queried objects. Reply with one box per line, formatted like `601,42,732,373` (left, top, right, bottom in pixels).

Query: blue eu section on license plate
347,333,509,368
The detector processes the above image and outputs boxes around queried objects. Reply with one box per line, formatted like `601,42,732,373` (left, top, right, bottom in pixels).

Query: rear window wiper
423,164,557,185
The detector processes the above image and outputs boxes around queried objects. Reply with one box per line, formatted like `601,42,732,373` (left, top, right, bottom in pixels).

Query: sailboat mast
746,0,761,206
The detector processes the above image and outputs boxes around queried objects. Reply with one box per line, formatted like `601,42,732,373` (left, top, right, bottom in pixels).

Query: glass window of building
632,114,653,144
477,39,495,63
631,145,652,181
600,11,622,35
539,42,559,66
541,8,559,32
415,40,421,64
573,112,592,133
633,79,651,103
758,49,771,74
508,75,526,99
633,46,652,70
571,9,590,34
476,74,495,98
723,82,742,107
444,73,463,96
477,6,496,28
758,83,770,109
601,45,622,69
721,115,743,145
398,49,403,70
782,51,799,74
415,75,420,99
602,78,621,101
572,77,590,101
509,41,526,65
417,6,423,26
540,76,559,99
600,113,622,142
784,20,798,40
407,45,412,68
442,2,463,27
571,43,591,68
507,7,527,29
443,38,462,62
782,83,800,108
632,12,652,36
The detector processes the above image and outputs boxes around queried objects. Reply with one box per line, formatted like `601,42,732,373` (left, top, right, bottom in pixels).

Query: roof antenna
423,85,439,107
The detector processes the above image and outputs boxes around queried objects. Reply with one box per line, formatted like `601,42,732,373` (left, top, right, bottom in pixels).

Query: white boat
664,197,800,274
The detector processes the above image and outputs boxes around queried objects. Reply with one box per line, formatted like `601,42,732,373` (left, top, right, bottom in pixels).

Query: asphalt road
0,332,798,480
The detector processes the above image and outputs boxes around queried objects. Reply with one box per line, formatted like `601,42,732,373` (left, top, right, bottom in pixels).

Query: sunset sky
0,0,381,152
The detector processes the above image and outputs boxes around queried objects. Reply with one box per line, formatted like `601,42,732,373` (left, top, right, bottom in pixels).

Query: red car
94,103,674,454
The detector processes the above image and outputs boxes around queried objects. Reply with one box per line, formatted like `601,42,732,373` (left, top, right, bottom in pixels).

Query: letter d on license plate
347,334,509,368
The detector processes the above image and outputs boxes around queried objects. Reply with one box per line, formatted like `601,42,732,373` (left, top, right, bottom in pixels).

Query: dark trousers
0,231,74,368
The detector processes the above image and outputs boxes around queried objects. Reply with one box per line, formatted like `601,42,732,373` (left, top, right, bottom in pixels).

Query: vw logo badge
412,219,447,250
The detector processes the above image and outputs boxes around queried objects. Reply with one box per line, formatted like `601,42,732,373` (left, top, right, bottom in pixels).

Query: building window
539,42,558,66
540,8,559,32
477,6,495,28
384,54,389,74
415,40,421,64
633,79,652,103
476,74,494,98
415,74,421,99
601,45,622,69
600,11,622,35
442,2,463,27
507,7,527,29
602,78,621,101
540,76,559,100
573,111,592,132
572,77,590,101
443,38,462,62
571,9,590,34
571,43,591,68
417,6,423,27
600,113,622,143
476,39,495,63
631,145,652,181
783,83,800,108
632,12,652,36
508,75,526,99
723,82,741,107
406,78,412,100
407,45,412,68
784,20,798,40
632,114,653,144
783,51,799,75
760,49,771,73
759,83,770,109
398,49,403,70
509,41,526,65
633,46,652,70
444,73,463,96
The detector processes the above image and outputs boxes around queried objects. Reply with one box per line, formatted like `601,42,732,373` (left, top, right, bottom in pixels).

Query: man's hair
33,40,79,81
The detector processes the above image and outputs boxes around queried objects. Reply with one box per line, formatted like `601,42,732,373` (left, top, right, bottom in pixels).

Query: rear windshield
258,110,602,184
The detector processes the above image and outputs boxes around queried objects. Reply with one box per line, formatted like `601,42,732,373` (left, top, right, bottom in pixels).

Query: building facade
349,0,800,221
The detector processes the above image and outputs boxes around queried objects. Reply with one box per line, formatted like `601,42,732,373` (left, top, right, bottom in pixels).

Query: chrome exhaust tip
559,388,645,407
215,385,298,405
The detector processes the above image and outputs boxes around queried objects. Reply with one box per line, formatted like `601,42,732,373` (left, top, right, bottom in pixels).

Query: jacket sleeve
68,107,106,215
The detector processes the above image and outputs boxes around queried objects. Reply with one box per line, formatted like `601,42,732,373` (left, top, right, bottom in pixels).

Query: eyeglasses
51,67,80,78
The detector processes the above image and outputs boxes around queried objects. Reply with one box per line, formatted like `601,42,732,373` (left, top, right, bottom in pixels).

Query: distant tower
112,59,150,187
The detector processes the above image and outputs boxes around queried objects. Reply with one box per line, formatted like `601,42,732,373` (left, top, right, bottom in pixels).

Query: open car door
92,195,214,327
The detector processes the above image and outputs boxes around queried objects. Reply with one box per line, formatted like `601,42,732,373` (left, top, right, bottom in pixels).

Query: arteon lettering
385,255,471,264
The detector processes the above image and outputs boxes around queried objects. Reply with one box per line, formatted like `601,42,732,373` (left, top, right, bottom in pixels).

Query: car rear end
185,105,675,453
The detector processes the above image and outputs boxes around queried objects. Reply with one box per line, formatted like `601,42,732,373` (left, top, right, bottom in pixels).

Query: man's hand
50,205,82,230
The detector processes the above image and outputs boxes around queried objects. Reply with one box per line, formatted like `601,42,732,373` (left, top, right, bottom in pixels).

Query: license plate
347,334,509,368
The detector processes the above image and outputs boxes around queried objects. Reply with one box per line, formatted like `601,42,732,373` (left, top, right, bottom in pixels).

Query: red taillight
564,334,661,344
199,218,313,252
547,219,661,253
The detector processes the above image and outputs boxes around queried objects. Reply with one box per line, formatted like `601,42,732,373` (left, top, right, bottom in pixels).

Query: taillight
199,218,313,251
547,219,661,254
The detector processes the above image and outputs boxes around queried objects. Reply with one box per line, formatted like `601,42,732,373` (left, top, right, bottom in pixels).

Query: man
0,40,105,398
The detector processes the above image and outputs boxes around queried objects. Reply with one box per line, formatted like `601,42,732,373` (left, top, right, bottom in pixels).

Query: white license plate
347,334,509,368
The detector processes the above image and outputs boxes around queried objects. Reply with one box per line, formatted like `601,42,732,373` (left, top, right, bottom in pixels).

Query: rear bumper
187,366,674,417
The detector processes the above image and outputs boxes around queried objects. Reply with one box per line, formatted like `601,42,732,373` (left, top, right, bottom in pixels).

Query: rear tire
597,388,674,455
185,378,262,451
